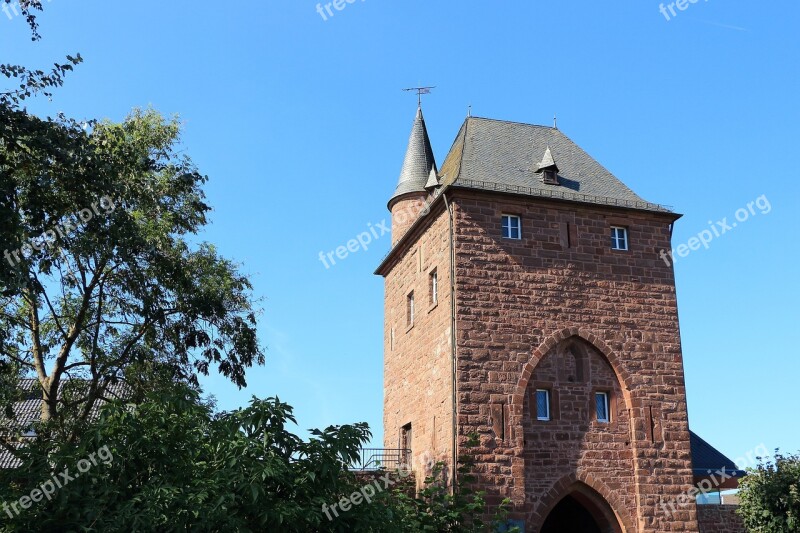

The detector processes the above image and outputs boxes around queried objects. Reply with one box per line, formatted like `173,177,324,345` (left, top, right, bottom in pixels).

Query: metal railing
352,448,411,471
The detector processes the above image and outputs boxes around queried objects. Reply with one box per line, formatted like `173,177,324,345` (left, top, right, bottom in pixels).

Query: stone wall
382,200,454,484
697,505,745,533
451,190,697,532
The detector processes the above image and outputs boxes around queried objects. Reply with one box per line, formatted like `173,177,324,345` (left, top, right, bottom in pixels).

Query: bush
737,450,800,533
0,386,517,532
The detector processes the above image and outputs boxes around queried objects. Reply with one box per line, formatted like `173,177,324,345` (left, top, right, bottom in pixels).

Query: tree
0,384,372,531
0,108,264,432
1,3,263,435
737,450,800,532
390,434,518,532
0,385,514,532
1,0,82,107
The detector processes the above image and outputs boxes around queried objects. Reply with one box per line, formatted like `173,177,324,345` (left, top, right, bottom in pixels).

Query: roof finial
403,86,436,107
553,113,558,129
468,104,472,117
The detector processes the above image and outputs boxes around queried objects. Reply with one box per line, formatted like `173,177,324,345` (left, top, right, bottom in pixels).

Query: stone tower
377,110,702,532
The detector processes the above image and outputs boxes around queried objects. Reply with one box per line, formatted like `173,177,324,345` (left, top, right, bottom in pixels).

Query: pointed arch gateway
507,328,641,532
537,480,629,533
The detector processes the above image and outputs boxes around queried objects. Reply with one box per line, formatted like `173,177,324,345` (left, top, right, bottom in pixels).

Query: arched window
563,343,586,383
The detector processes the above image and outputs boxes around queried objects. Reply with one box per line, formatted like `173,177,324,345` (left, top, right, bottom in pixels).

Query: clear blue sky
3,0,798,463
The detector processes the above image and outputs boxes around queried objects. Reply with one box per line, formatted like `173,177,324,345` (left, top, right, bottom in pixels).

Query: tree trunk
40,376,57,422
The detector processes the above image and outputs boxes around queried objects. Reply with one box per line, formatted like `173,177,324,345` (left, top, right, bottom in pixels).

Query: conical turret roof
389,107,437,207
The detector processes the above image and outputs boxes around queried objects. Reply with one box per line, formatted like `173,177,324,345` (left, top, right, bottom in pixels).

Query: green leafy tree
2,1,262,438
737,450,800,532
0,108,264,436
0,386,516,532
1,384,385,532
389,434,517,533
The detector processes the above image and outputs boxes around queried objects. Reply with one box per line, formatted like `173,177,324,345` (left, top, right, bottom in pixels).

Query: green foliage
2,0,82,105
0,107,264,430
737,450,800,532
0,55,82,105
0,384,376,532
0,388,516,532
3,0,263,431
2,0,45,40
388,434,518,533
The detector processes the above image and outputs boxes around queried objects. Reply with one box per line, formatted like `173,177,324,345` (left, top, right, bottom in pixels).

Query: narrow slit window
429,269,438,306
407,291,415,327
400,423,412,468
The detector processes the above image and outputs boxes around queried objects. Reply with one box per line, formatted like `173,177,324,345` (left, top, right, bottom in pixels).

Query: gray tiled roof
390,107,437,206
0,442,24,469
438,117,672,213
1,379,49,437
0,378,130,468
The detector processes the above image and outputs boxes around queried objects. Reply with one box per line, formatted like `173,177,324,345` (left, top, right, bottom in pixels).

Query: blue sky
2,0,798,463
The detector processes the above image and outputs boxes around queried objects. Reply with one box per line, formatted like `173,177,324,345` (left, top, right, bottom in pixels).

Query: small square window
407,291,415,327
596,392,610,423
611,226,628,251
429,269,438,306
502,215,522,240
536,389,551,421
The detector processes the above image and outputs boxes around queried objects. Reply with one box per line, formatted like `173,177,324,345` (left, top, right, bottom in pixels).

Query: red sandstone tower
377,108,739,532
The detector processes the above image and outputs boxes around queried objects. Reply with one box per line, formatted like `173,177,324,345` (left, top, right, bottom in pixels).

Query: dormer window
542,169,558,185
536,146,560,186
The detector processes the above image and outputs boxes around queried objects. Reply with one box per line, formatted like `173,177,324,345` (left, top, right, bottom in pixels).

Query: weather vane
403,86,436,107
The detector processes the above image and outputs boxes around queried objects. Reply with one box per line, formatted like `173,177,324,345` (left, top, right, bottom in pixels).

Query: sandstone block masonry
379,186,700,532
696,505,745,532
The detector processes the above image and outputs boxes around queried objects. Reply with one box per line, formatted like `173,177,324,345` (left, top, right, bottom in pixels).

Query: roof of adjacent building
389,107,438,207
690,430,747,478
437,116,672,213
0,378,130,468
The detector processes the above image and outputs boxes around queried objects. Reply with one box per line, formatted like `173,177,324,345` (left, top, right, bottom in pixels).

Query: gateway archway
540,488,622,533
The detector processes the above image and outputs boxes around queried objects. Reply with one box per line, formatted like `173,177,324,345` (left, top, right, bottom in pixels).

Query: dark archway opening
541,495,602,533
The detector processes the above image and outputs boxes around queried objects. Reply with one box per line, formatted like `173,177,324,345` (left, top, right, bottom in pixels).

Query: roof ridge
438,117,469,188
467,115,558,130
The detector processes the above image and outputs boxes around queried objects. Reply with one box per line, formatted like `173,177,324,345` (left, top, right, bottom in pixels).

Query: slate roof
690,430,747,478
390,107,438,206
438,117,672,213
0,378,130,468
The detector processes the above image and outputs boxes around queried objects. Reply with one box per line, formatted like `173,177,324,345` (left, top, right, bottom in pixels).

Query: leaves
0,387,517,532
738,450,800,532
0,107,265,432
